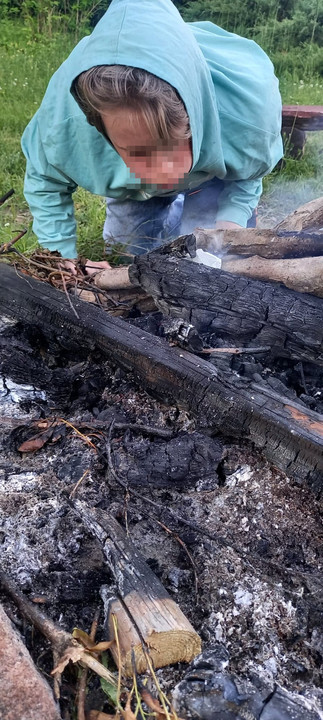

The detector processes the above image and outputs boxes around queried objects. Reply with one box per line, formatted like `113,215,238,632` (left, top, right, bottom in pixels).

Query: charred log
0,264,322,489
130,245,323,367
113,431,223,489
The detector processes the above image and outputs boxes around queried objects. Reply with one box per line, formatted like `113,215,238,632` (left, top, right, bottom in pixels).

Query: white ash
0,372,321,706
0,376,46,414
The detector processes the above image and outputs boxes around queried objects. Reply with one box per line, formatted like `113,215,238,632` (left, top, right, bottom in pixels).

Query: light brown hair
72,65,191,141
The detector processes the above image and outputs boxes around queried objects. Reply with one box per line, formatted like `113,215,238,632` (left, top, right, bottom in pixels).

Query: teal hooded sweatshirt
21,0,283,259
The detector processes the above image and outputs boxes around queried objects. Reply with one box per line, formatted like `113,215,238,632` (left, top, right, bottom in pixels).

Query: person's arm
214,220,242,231
215,177,263,228
22,117,111,274
21,116,78,259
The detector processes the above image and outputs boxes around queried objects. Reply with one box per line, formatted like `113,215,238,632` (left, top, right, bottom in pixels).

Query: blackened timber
130,250,323,366
0,263,322,490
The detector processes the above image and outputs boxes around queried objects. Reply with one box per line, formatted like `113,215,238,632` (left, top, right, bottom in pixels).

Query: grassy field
0,20,322,259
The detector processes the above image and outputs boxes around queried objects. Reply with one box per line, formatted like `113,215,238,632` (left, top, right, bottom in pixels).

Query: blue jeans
103,178,256,256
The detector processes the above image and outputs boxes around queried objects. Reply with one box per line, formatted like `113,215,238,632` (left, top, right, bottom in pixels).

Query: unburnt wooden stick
0,603,61,720
93,266,133,290
194,227,323,259
221,255,323,297
73,501,201,675
275,195,323,232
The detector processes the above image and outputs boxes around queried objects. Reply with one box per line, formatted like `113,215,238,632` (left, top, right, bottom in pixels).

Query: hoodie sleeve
215,177,262,226
21,115,78,259
214,106,283,226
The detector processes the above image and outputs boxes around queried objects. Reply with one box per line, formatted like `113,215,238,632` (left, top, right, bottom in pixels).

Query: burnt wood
113,431,223,489
196,227,323,259
73,501,201,674
0,263,322,490
130,244,323,367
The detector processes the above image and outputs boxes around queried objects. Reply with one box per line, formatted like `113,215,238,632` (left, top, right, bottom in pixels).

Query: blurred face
101,107,192,189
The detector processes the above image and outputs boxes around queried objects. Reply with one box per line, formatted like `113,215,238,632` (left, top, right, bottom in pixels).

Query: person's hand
59,258,111,277
59,258,78,275
84,259,111,276
214,221,242,231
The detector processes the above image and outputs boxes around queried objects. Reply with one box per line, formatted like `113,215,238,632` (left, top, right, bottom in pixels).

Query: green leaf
100,654,118,706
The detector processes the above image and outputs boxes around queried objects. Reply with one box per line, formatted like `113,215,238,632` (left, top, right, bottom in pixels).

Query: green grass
279,73,323,105
0,20,322,260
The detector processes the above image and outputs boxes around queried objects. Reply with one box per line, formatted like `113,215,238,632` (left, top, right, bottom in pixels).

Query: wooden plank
282,105,323,130
283,105,323,118
0,263,322,490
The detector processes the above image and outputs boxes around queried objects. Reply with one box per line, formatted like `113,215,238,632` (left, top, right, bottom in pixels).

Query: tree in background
0,0,322,75
173,0,323,47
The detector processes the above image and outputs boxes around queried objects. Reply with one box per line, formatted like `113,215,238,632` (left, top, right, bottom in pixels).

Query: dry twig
0,571,116,687
59,418,98,451
0,229,27,254
69,468,91,499
156,519,199,600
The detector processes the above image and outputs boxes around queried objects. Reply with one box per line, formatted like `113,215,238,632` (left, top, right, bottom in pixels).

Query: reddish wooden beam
282,105,323,131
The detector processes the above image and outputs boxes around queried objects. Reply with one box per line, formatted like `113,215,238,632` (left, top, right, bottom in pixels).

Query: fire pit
0,197,322,719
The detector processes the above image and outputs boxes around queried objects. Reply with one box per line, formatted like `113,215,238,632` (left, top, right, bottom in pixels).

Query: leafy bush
175,0,323,74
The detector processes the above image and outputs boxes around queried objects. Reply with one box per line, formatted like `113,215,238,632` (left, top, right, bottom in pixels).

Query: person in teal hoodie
21,0,283,273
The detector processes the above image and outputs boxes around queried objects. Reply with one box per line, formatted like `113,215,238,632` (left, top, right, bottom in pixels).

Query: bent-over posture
21,0,283,271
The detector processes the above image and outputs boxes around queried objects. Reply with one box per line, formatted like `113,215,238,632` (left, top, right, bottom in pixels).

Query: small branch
60,268,80,320
78,420,174,439
52,648,62,701
0,571,116,686
0,229,27,254
0,571,70,655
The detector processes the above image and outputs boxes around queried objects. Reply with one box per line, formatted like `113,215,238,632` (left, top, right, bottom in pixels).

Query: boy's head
72,65,192,188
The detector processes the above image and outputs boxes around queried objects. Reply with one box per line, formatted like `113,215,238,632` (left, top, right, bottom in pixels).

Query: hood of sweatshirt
66,0,226,181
